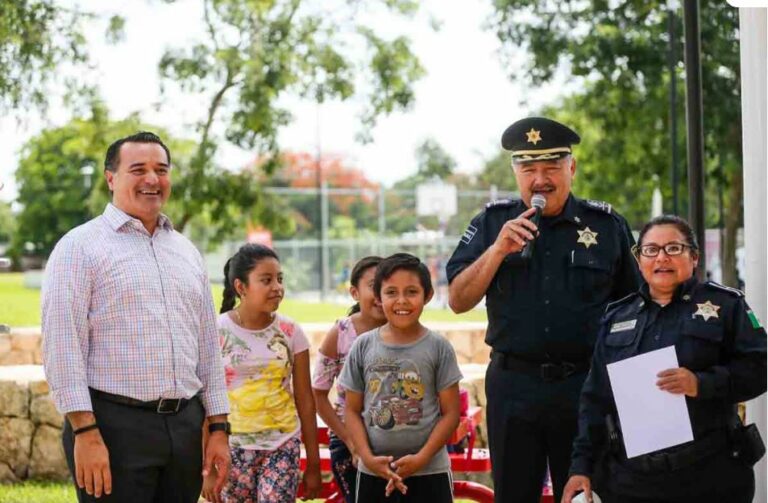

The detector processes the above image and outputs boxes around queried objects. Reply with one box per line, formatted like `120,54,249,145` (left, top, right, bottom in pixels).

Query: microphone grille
531,193,547,209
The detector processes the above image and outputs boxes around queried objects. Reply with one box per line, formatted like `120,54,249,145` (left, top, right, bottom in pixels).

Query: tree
156,0,425,238
487,1,743,285
10,103,196,258
415,138,456,179
0,201,15,243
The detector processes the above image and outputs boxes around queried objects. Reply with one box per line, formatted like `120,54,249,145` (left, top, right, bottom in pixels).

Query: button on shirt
570,278,768,476
446,195,640,362
42,204,229,416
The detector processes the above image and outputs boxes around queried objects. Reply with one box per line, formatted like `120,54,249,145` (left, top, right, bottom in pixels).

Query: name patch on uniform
610,319,637,333
461,224,477,245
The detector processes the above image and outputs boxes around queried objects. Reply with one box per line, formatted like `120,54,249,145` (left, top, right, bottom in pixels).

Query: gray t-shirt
339,328,463,476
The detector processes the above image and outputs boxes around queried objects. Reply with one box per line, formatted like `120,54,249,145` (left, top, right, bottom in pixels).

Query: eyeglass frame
632,242,697,258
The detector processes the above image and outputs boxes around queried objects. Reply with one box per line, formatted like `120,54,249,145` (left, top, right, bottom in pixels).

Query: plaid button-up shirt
42,204,229,416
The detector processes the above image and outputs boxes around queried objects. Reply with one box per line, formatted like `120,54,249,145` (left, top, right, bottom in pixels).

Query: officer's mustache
530,185,556,193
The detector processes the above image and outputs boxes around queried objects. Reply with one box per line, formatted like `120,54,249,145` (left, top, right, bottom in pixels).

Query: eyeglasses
633,243,695,258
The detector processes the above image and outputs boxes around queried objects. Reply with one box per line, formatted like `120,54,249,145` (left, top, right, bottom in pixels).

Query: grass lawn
0,273,486,327
0,482,480,502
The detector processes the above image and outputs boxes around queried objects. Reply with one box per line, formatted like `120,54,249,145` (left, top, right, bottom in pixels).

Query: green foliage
0,201,15,243
155,0,424,238
487,1,741,230
415,138,457,179
0,0,88,111
11,103,194,258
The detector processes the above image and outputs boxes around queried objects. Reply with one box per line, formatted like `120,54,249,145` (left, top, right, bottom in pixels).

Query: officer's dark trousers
599,448,754,503
486,359,585,503
63,392,206,503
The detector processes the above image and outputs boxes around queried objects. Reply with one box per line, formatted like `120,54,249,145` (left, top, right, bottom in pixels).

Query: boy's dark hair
348,256,383,315
104,131,171,172
374,253,433,300
221,244,280,313
636,215,699,256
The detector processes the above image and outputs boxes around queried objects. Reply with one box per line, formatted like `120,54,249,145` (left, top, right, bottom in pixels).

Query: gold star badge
694,300,721,321
577,227,598,248
526,128,542,145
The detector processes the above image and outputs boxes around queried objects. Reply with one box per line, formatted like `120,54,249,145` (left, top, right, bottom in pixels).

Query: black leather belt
491,352,590,381
621,429,730,473
90,388,195,415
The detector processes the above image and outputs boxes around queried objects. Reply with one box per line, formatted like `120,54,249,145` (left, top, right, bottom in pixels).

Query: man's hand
491,207,538,255
392,453,427,480
656,367,699,397
202,432,231,496
74,429,112,498
201,466,222,503
561,475,592,503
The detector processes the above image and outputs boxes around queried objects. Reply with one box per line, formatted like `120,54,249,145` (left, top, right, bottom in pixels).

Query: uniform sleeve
338,337,366,393
41,235,94,414
570,322,614,477
197,268,230,416
435,336,463,391
695,298,767,402
446,211,490,284
610,215,642,301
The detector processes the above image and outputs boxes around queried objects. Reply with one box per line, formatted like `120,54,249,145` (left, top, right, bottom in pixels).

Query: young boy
339,253,462,502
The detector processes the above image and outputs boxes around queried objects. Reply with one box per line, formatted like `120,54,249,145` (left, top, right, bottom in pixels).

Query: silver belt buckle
157,398,181,414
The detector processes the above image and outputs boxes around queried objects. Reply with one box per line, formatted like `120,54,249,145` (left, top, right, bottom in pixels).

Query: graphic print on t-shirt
365,357,425,430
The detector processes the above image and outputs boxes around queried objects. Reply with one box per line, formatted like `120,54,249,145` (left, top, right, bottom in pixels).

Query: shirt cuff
568,458,592,478
200,390,230,417
51,387,93,415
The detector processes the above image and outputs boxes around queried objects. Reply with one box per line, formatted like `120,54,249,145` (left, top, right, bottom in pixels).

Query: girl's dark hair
347,256,383,315
221,244,280,313
636,214,699,255
373,253,433,300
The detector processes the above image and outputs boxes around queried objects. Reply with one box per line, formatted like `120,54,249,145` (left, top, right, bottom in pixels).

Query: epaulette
705,280,744,297
604,292,639,317
485,198,517,209
583,199,613,214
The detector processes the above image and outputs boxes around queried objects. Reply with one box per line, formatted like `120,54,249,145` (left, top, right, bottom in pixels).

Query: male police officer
446,117,640,503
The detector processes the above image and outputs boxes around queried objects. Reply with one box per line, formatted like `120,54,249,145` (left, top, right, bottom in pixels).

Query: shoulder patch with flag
747,310,762,329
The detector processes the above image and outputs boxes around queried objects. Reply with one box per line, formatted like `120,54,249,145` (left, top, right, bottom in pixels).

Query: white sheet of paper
606,345,693,458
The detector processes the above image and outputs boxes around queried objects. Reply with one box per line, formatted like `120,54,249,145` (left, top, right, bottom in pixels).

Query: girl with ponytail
311,256,385,502
202,244,321,502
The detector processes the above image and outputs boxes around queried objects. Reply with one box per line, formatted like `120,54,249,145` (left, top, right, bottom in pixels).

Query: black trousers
599,448,755,503
62,392,206,503
485,358,585,503
355,471,453,503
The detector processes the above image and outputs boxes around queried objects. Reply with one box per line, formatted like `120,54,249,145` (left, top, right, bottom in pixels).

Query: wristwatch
208,421,231,435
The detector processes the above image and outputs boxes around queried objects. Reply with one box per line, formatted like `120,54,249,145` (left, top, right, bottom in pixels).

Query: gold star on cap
577,227,598,248
694,300,721,321
525,128,542,145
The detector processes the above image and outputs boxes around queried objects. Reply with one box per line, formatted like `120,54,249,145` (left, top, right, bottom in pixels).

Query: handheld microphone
521,193,546,260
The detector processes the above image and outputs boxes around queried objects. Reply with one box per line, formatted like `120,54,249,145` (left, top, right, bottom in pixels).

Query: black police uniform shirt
446,194,641,363
569,278,768,476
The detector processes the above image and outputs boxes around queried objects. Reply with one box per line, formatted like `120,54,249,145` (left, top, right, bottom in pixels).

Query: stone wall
1,323,490,368
0,365,67,482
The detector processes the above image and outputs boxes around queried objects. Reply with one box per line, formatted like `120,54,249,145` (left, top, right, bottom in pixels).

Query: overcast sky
0,0,563,203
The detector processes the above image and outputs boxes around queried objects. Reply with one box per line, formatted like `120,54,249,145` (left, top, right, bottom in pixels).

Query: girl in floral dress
312,256,386,502
202,244,321,503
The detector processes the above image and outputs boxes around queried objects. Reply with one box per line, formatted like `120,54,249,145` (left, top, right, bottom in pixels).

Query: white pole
738,8,766,503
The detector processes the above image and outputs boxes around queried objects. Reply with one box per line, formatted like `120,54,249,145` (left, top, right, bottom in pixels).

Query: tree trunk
721,170,742,288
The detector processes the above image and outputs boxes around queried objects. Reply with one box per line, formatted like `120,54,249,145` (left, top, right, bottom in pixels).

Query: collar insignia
525,128,542,145
694,300,720,321
577,227,599,249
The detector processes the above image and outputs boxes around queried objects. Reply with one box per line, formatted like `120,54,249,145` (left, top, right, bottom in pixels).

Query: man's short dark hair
104,131,171,172
374,253,433,300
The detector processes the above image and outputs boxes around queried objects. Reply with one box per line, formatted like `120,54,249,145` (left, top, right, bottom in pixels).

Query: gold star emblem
577,227,599,248
526,128,542,145
694,300,721,321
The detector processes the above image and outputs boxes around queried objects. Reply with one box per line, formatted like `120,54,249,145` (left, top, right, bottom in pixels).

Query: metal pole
739,8,766,502
321,181,330,299
668,1,679,215
378,186,386,256
682,0,706,279
316,105,325,301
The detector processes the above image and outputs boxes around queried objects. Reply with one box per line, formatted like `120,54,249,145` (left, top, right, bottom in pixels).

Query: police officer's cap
501,117,581,164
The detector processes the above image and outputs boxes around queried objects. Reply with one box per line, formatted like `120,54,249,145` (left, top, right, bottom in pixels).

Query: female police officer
562,215,766,503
